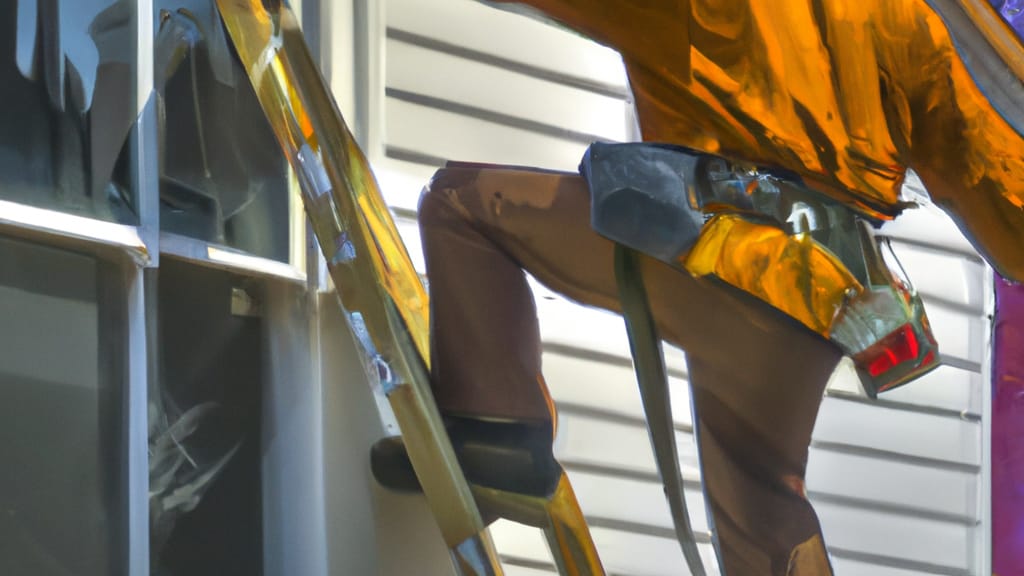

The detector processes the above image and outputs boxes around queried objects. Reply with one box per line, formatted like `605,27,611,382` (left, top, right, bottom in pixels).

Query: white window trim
980,270,995,576
126,267,151,576
0,199,150,264
159,232,307,284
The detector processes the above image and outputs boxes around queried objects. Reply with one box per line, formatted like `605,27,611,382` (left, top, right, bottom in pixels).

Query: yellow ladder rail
213,1,603,573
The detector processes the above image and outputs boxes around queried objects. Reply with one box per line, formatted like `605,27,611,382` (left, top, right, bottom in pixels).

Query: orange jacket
497,0,1024,281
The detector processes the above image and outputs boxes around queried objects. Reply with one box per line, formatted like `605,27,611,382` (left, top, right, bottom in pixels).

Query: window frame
0,0,313,573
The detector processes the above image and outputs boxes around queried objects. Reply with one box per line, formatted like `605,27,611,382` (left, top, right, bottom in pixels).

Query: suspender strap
614,244,707,576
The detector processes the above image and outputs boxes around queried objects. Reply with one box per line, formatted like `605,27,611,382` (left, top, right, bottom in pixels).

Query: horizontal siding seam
941,354,984,374
825,390,982,423
879,233,986,264
558,401,692,433
545,342,690,380
810,440,980,474
828,546,974,576
499,555,559,573
501,519,974,576
385,146,449,169
560,460,979,526
562,459,663,484
918,292,987,317
387,27,631,99
808,491,978,526
500,555,649,576
391,205,419,221
590,515,980,571
386,87,616,145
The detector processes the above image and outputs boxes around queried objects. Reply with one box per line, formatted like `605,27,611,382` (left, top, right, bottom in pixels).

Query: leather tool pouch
581,142,705,263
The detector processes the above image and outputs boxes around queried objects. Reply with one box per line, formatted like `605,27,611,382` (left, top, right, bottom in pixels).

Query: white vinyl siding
375,1,992,575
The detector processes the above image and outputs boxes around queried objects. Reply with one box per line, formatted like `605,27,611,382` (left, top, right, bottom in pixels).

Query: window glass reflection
0,235,126,576
0,0,138,223
156,0,291,262
153,259,264,575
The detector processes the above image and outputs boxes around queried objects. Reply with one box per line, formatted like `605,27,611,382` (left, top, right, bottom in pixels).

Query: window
155,0,292,262
152,260,265,576
0,2,313,575
0,235,127,576
0,0,139,224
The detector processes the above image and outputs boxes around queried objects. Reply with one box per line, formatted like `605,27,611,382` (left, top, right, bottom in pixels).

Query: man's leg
419,162,840,574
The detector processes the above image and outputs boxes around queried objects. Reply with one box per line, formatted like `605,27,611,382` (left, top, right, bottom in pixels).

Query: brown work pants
420,163,840,575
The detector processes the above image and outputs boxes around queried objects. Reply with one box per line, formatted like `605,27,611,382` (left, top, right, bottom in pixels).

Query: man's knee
418,166,479,229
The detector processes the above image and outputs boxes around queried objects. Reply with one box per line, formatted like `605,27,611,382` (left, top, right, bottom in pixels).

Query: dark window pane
156,0,291,262
0,235,126,576
153,259,264,576
0,0,138,223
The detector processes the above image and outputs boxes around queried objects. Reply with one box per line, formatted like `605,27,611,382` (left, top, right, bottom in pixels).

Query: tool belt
581,142,938,396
